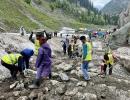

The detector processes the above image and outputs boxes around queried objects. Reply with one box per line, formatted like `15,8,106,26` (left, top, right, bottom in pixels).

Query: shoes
85,78,91,81
28,79,40,89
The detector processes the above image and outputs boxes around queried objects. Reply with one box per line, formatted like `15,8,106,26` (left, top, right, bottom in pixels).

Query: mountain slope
102,0,130,15
0,0,91,32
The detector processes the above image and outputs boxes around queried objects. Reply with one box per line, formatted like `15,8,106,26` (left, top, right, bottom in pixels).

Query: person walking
29,30,51,55
80,36,92,81
29,33,52,89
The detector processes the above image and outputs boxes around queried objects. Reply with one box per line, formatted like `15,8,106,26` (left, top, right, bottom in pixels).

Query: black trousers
103,63,113,75
1,60,23,78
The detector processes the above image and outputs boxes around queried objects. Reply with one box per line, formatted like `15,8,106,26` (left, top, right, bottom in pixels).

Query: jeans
81,61,90,80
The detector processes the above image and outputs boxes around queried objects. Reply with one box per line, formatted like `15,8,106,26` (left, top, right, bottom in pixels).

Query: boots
28,79,40,89
11,71,17,80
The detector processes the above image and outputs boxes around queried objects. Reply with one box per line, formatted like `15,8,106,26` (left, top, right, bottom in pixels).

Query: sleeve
83,44,88,60
29,32,35,43
35,48,44,68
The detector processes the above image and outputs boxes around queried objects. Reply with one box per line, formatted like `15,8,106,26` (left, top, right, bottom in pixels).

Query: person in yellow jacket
1,53,24,80
80,36,92,81
103,52,114,75
1,48,34,80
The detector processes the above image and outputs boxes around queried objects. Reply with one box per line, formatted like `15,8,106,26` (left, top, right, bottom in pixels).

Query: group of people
0,29,118,89
1,31,52,89
61,35,79,58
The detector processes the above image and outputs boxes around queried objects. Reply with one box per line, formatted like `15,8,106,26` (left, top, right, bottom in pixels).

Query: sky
90,0,112,10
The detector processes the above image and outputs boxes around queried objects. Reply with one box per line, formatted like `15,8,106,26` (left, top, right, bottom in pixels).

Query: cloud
90,0,111,9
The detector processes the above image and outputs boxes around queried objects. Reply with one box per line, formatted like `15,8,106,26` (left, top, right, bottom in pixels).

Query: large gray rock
119,4,130,27
110,22,130,49
55,62,72,71
114,47,130,72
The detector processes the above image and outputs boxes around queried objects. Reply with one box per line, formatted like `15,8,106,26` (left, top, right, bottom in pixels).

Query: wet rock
52,72,59,78
50,80,60,86
15,83,24,90
70,78,78,82
70,70,77,75
29,91,38,100
84,93,97,100
0,65,11,80
13,91,21,97
56,62,72,71
17,96,28,100
55,84,66,95
76,81,87,87
59,73,69,81
65,88,78,96
10,81,19,89
20,89,30,96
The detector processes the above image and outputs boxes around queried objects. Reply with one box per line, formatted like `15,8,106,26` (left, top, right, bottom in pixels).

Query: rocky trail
0,34,130,100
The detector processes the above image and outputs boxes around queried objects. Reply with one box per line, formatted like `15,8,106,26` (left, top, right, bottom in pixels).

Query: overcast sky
90,0,111,10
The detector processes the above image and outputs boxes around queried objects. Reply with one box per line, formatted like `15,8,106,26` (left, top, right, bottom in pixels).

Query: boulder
76,81,87,87
110,22,130,49
113,47,130,72
10,81,19,89
59,73,69,81
55,62,72,71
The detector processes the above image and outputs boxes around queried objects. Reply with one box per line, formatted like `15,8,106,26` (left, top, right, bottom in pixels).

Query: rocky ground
0,33,130,100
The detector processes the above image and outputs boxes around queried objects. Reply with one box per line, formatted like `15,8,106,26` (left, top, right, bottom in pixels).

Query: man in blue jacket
20,48,34,70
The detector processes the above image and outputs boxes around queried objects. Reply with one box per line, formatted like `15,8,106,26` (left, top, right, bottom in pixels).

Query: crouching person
1,53,25,80
1,48,34,80
20,48,34,70
29,33,52,89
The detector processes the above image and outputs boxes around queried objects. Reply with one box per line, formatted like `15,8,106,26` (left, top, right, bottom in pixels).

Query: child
29,33,52,89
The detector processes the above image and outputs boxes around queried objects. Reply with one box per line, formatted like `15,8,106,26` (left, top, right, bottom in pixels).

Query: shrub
24,0,31,4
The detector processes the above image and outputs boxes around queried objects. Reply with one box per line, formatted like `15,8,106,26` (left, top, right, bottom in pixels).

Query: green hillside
0,0,109,32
